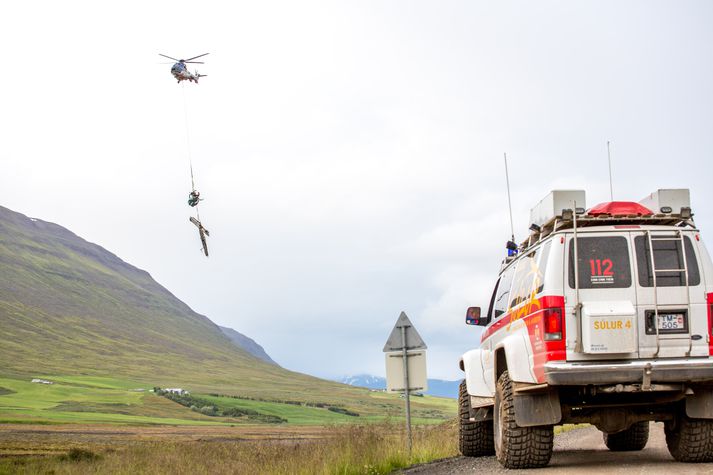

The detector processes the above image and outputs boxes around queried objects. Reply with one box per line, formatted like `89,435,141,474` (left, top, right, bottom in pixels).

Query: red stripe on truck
480,295,566,383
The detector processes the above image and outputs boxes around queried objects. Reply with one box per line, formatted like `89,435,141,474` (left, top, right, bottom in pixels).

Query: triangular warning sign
382,312,427,352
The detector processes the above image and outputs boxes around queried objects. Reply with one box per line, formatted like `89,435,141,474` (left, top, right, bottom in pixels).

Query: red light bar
588,201,654,217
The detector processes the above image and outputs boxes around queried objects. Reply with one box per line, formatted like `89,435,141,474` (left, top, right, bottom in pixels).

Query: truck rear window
568,236,632,289
634,235,700,287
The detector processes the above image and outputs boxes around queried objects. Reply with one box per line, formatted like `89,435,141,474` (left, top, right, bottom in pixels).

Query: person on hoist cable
188,190,201,207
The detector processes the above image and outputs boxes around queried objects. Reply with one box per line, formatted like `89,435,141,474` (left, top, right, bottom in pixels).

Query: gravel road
399,423,713,474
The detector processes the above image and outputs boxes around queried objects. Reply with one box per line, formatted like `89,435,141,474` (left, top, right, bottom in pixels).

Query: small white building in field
31,378,53,384
165,388,189,395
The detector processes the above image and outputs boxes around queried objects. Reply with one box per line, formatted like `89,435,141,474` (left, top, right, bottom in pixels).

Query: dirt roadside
399,423,713,474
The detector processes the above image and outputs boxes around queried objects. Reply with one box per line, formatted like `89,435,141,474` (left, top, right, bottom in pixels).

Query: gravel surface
399,423,713,474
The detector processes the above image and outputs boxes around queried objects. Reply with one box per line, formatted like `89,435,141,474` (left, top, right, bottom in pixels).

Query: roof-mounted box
530,190,586,228
639,189,690,215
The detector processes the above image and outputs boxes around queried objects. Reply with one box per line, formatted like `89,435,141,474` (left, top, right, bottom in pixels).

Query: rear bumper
544,358,713,385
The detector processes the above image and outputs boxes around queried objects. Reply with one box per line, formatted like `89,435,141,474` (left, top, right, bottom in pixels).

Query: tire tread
603,421,649,451
665,414,713,463
458,380,495,457
495,371,553,468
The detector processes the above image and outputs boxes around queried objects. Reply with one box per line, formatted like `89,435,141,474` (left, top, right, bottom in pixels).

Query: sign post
383,312,427,454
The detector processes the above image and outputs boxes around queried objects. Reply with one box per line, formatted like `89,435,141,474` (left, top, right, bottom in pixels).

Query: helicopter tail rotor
194,70,207,82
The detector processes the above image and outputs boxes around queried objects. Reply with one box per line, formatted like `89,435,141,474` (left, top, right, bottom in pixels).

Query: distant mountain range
339,374,461,399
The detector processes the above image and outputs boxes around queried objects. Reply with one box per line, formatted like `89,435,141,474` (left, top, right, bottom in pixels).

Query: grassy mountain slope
0,205,443,419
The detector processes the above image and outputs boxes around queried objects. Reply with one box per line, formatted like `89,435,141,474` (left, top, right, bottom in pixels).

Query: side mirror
465,307,484,326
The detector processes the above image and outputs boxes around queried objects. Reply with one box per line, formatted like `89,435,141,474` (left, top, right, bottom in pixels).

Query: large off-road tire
603,421,649,451
665,413,713,462
494,371,553,468
458,380,494,456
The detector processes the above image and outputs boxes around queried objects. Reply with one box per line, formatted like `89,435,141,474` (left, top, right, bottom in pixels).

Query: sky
2,1,713,380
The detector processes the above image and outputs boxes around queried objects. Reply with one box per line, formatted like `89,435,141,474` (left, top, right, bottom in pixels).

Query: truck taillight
544,307,563,341
538,296,566,363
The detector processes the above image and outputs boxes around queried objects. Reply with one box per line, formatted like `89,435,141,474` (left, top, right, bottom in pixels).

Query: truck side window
493,264,516,318
510,249,537,308
634,236,700,287
487,277,500,321
536,240,552,294
568,236,632,289
508,240,553,307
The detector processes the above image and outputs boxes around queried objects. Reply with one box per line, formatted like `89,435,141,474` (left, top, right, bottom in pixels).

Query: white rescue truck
459,189,713,468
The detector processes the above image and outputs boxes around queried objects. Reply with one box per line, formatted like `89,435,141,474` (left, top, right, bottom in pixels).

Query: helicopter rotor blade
185,53,209,62
184,61,205,64
158,53,179,61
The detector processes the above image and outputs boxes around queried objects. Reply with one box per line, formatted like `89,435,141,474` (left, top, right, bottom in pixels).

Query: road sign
382,311,427,454
383,312,427,352
385,350,427,392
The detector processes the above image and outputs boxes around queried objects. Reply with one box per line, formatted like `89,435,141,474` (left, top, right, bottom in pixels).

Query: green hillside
0,206,455,422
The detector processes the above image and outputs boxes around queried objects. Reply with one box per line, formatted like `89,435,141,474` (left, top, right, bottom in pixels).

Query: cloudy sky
2,1,712,380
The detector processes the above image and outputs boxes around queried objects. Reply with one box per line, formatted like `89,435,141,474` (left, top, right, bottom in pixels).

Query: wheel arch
494,332,537,384
461,349,491,397
495,347,507,383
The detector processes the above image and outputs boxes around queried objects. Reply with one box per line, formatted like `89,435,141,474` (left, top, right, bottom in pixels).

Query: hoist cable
181,83,196,192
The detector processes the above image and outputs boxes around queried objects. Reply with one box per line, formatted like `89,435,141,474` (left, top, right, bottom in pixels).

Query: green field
0,376,213,425
0,375,456,426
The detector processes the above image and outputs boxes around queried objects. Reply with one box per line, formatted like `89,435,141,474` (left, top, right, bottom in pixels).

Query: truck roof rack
501,189,697,264
521,206,695,251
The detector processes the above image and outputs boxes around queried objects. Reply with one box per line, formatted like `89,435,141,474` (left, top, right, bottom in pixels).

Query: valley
0,206,455,425
0,205,456,473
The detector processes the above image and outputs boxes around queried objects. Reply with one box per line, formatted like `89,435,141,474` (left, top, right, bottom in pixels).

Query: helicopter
159,53,209,84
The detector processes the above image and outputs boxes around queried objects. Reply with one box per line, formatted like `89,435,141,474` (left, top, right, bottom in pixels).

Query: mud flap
471,406,493,422
686,388,713,419
513,390,562,427
468,395,494,422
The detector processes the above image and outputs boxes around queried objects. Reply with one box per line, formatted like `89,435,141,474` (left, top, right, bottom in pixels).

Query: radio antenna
607,140,614,201
504,153,515,243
